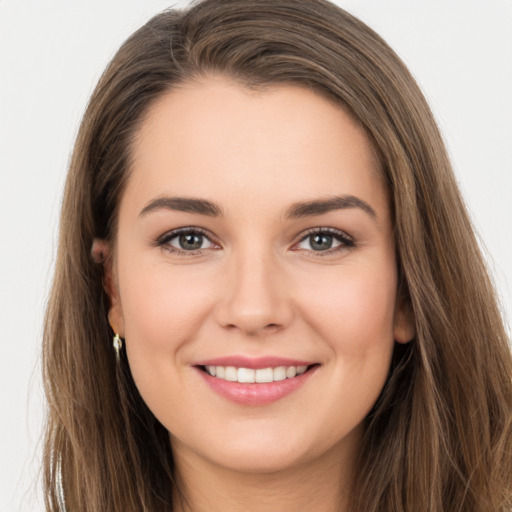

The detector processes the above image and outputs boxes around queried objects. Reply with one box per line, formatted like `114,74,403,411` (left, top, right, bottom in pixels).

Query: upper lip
194,356,317,370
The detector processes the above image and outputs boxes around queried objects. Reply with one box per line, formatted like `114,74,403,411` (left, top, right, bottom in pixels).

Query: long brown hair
43,1,512,510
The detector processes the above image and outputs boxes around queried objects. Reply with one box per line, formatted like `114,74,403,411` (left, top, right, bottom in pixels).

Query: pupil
179,233,202,250
311,234,332,251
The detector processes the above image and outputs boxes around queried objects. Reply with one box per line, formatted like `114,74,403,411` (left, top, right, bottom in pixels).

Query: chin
207,444,309,474
172,420,359,476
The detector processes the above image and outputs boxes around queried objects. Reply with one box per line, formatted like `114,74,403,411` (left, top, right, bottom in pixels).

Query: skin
99,75,415,512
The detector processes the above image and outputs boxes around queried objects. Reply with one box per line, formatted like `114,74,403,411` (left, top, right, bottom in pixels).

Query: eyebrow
138,194,377,220
139,197,223,217
285,195,377,219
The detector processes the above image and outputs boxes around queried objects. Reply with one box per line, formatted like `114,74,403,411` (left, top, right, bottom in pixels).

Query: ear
91,238,125,337
393,292,416,344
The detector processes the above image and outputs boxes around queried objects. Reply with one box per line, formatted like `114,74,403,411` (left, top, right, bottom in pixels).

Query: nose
213,249,294,336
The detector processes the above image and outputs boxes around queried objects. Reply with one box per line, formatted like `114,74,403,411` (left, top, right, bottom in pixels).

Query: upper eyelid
158,226,214,243
296,227,353,242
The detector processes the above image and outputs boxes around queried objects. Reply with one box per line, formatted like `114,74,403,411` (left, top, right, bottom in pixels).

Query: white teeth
286,366,297,378
205,364,310,383
255,368,273,383
225,366,237,381
237,367,255,383
273,366,287,381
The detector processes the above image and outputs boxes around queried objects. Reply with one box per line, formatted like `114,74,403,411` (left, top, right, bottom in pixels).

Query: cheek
298,261,397,407
115,254,220,403
116,264,215,422
302,265,397,422
300,262,397,348
118,256,216,346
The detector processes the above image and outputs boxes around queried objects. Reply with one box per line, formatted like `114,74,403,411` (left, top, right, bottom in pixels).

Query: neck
171,432,359,512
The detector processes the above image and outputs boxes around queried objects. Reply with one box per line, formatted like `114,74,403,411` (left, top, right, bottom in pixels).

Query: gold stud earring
113,333,123,361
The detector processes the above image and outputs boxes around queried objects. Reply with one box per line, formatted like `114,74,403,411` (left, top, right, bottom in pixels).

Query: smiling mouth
199,364,317,383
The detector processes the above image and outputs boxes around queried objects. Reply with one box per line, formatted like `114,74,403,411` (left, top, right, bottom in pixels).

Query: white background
1,1,511,510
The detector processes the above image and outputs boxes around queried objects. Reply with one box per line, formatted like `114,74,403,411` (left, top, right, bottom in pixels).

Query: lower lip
196,366,318,406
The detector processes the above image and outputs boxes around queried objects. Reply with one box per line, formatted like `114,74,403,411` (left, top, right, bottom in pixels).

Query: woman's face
108,76,414,474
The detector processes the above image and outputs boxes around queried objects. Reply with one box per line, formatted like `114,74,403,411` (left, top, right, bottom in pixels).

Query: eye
295,228,354,253
157,228,218,254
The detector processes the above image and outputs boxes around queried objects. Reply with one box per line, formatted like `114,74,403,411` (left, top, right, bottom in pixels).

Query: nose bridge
215,240,292,334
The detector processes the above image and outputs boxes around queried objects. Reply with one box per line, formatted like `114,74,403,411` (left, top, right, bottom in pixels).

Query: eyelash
156,227,217,256
295,227,355,256
155,227,355,256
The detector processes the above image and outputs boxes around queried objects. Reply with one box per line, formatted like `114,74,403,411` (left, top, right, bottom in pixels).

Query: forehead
125,75,387,220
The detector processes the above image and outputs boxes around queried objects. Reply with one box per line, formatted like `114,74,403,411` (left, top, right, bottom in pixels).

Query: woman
43,0,512,510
